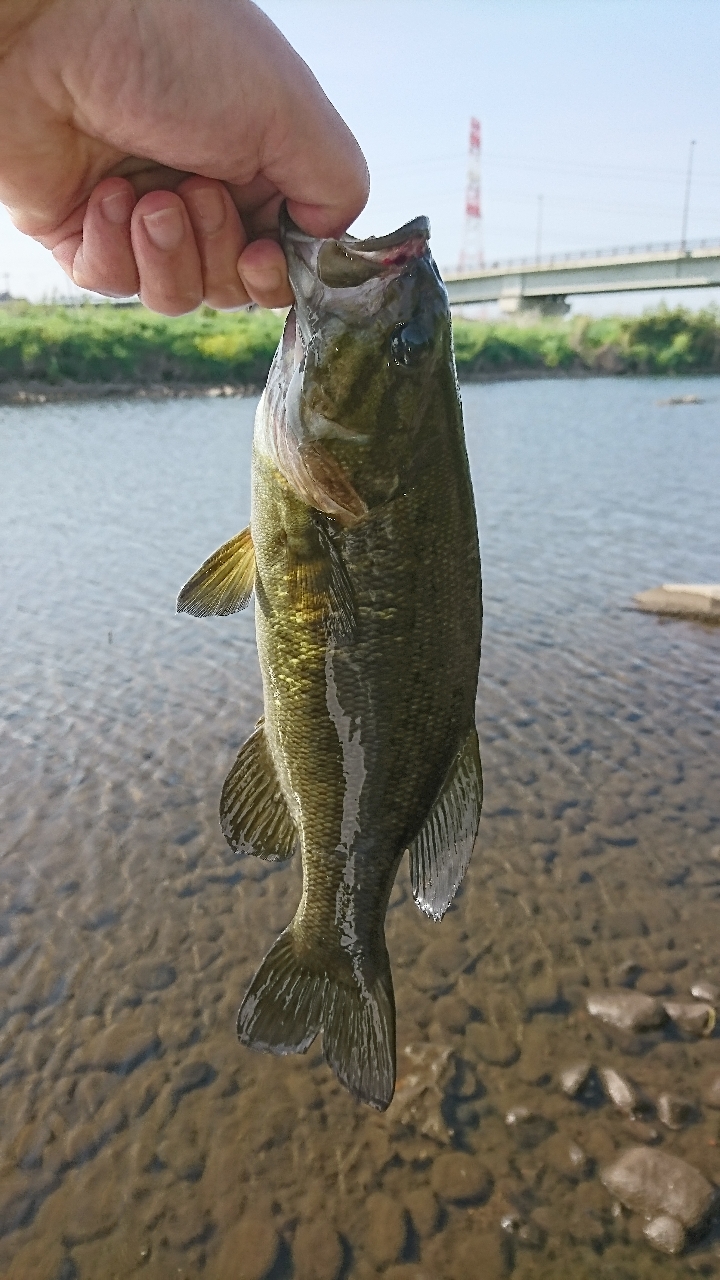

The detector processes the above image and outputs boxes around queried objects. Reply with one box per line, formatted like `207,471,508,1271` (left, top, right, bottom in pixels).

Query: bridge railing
446,237,720,277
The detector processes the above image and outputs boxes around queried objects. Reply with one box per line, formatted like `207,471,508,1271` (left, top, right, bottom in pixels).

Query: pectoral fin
220,721,298,861
177,525,255,617
285,514,356,643
409,727,483,921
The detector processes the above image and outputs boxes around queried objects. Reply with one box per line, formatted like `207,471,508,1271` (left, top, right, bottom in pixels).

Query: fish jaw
256,208,454,517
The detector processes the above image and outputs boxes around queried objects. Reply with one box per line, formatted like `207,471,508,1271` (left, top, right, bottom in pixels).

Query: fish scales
178,209,482,1109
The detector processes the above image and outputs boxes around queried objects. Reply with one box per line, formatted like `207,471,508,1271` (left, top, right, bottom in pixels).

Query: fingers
71,178,139,296
178,176,250,310
238,238,292,309
64,175,285,314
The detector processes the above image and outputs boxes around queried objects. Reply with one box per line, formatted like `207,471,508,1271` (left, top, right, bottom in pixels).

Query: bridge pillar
499,290,570,318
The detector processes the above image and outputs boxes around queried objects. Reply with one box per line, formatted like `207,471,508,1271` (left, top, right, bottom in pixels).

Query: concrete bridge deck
444,238,720,314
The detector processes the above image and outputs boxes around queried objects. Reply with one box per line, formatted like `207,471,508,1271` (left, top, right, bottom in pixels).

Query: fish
177,209,482,1111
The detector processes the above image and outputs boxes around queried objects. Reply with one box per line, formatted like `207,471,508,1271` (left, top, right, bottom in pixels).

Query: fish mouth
280,206,430,295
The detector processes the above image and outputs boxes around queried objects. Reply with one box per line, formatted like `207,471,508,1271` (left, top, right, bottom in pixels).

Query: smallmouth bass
178,210,482,1110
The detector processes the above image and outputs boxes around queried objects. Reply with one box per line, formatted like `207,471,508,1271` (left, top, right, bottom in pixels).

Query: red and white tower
459,117,484,273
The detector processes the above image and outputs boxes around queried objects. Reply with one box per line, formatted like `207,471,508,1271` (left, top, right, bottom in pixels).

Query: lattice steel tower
459,117,484,272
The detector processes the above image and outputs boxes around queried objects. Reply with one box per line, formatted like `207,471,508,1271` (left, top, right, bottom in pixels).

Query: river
0,377,719,1279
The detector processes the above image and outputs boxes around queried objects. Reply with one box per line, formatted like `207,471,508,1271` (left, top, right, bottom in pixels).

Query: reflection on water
0,379,718,1279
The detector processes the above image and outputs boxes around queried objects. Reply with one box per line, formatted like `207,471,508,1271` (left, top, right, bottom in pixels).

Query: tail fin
237,930,396,1111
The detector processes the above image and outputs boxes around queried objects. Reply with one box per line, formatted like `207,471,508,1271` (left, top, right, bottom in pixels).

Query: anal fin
177,525,255,617
220,721,298,861
409,726,483,921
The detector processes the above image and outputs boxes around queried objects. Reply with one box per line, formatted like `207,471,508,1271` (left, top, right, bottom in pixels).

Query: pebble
392,1044,456,1142
601,1145,716,1228
293,1219,343,1280
364,1191,407,1266
702,1074,720,1109
657,1092,694,1130
643,1213,686,1255
213,1214,280,1280
586,991,666,1032
691,980,719,1003
465,1024,519,1067
403,1187,440,1238
170,1059,217,1106
599,1066,639,1114
559,1061,592,1098
70,1017,160,1075
430,1151,493,1204
663,999,716,1036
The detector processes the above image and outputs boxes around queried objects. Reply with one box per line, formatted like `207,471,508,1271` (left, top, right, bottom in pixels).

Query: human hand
0,0,368,313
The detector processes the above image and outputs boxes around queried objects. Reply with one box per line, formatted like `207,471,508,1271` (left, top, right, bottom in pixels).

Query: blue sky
2,0,719,310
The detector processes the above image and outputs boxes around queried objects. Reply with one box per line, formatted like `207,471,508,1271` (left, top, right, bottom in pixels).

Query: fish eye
390,318,431,368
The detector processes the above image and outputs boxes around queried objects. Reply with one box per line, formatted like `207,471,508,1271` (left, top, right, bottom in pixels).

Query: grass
0,300,719,387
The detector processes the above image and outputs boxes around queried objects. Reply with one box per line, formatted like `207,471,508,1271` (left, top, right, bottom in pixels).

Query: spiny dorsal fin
409,726,483,921
177,525,255,617
287,516,356,643
220,721,298,861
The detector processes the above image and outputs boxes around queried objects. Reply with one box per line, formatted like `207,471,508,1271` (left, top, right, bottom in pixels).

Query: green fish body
178,212,482,1109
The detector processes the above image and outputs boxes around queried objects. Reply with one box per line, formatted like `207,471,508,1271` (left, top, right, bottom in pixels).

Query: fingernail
142,206,184,252
101,189,132,225
187,186,225,235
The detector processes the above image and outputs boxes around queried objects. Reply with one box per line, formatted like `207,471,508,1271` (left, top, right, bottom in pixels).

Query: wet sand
0,380,719,1278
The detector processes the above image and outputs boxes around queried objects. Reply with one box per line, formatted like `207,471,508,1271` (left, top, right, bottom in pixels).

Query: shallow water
0,378,719,1280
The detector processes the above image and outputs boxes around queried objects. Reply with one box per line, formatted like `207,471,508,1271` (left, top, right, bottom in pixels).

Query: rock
404,1187,440,1237
133,960,177,991
643,1214,686,1255
586,991,665,1032
430,1151,493,1204
601,1146,716,1228
691,980,719,1003
465,1024,519,1067
214,1214,280,1280
4,1239,67,1280
517,1219,545,1249
702,1074,720,1109
634,584,720,619
392,1044,455,1142
657,1093,694,1130
293,1220,343,1280
599,1067,639,1114
544,1134,591,1179
560,1061,592,1098
70,1017,160,1075
635,971,672,996
664,999,716,1036
171,1059,217,1105
504,1106,554,1149
364,1192,407,1266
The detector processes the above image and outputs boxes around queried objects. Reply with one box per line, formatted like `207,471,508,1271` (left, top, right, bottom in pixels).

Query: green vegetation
0,302,284,386
0,300,719,388
452,306,720,377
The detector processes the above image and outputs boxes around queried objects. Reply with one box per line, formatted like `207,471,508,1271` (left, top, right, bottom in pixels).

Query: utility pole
680,140,696,252
535,195,544,264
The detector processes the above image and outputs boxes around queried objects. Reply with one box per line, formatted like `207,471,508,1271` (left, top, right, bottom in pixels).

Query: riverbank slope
0,301,718,400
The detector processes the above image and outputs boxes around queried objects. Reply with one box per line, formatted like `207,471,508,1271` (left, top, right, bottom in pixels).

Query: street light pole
535,194,543,264
680,140,696,252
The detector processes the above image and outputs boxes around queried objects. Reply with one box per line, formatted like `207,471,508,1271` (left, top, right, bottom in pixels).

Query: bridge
444,238,720,315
